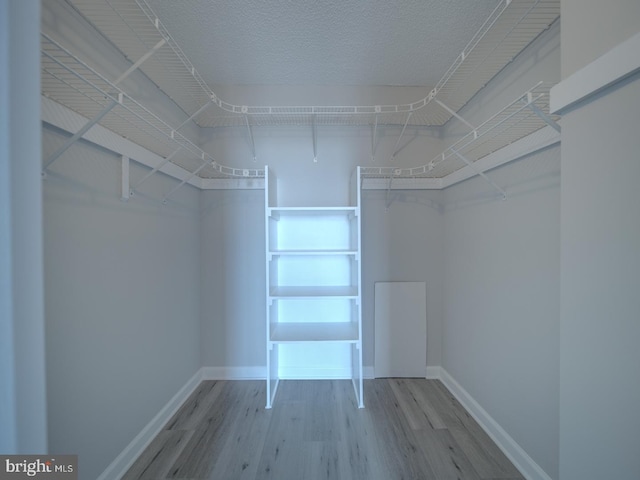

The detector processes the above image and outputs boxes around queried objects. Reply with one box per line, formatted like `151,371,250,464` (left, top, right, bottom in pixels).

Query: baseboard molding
96,368,204,480
438,368,552,480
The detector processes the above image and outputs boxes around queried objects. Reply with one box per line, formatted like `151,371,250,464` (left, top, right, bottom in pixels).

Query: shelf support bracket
121,155,130,201
390,112,413,161
175,100,213,132
312,115,318,162
435,99,477,134
245,115,257,162
524,95,561,133
43,97,119,171
451,149,507,200
131,147,182,193
113,38,166,86
385,170,400,209
162,159,209,204
371,115,379,162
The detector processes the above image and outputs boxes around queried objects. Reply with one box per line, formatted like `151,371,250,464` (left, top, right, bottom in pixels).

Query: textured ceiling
146,0,501,87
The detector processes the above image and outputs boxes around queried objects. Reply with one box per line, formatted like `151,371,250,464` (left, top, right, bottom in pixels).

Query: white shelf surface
269,286,358,299
270,322,359,343
269,207,358,218
269,249,358,256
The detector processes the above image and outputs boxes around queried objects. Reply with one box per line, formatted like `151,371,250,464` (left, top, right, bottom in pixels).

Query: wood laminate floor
123,379,524,480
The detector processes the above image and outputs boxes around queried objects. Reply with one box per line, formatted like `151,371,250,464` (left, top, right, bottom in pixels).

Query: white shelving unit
265,166,363,409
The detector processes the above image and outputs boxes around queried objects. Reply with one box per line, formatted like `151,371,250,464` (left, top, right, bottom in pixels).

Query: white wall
0,0,48,454
200,189,266,369
559,3,640,477
361,189,444,369
42,126,201,480
561,0,640,78
443,148,560,478
438,21,561,480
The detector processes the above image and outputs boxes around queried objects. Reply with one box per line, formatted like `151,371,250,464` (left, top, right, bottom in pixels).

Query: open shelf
40,33,264,180
270,322,359,343
269,286,358,299
361,82,559,180
269,249,358,256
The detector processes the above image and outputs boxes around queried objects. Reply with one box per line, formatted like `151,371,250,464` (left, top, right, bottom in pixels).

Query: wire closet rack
42,0,560,184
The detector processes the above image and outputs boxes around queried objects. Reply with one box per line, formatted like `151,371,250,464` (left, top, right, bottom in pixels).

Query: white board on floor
374,282,426,378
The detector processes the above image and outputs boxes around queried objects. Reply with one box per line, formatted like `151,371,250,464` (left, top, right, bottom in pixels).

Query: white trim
438,368,552,480
201,366,266,380
96,368,204,480
550,31,640,114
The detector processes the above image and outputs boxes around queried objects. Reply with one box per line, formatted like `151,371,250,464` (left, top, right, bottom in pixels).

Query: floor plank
123,379,525,480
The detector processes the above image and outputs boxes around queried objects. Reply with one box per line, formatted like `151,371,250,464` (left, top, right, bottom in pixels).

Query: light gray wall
200,189,266,368
42,126,201,480
561,0,640,78
559,3,640,475
361,190,444,368
560,75,640,480
1,0,48,454
438,21,561,480
442,148,560,478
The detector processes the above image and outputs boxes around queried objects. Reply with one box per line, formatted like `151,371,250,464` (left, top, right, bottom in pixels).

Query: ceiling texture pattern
42,0,560,180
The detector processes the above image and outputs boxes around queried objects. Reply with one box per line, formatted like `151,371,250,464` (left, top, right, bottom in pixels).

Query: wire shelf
360,82,558,179
67,0,559,127
41,33,264,180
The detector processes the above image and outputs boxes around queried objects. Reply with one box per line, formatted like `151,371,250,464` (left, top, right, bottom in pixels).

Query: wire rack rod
41,33,264,180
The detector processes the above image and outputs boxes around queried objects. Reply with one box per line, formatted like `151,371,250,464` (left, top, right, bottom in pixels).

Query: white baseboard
363,366,375,379
96,368,204,480
438,368,552,480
